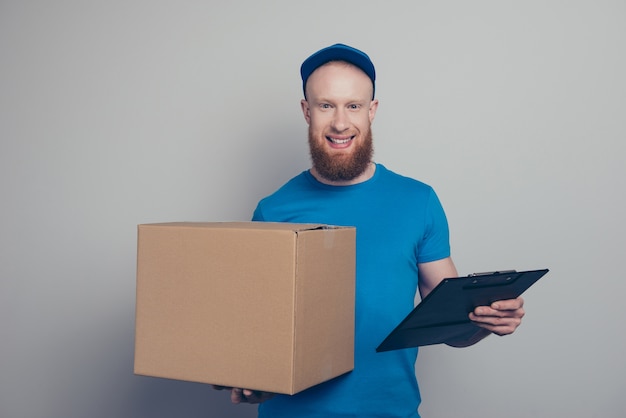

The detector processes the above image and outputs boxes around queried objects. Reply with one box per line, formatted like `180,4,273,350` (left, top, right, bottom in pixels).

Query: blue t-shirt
252,164,450,418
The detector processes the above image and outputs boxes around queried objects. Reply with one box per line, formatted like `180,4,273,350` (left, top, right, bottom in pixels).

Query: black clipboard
376,269,549,352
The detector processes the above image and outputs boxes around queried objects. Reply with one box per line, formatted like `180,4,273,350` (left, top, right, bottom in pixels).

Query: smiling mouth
326,136,354,145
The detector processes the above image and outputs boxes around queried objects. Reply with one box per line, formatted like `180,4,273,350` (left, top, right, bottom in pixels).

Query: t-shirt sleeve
251,202,265,221
416,188,451,263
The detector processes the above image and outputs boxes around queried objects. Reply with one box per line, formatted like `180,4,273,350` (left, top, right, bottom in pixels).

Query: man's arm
417,257,525,348
417,257,459,300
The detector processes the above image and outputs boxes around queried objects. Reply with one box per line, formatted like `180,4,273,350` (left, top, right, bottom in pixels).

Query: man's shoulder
263,170,311,198
255,170,313,211
252,170,320,222
376,164,434,192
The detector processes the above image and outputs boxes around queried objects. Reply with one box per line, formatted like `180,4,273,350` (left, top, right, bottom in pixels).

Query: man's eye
320,104,331,109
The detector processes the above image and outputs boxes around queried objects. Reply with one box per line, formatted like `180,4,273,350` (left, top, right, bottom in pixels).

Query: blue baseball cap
300,43,376,99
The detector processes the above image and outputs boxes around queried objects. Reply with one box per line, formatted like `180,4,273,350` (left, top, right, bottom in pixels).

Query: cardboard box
134,222,355,395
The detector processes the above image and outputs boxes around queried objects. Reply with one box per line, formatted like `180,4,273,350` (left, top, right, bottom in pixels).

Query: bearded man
217,43,526,418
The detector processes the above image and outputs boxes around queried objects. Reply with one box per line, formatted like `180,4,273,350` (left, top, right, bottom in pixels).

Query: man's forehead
306,62,375,99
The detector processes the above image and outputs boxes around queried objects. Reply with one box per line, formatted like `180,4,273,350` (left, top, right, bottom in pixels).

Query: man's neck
310,162,376,186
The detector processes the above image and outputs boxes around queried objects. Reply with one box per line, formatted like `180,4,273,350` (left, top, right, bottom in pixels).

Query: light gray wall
1,1,624,417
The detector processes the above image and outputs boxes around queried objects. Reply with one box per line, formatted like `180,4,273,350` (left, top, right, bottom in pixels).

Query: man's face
301,62,379,183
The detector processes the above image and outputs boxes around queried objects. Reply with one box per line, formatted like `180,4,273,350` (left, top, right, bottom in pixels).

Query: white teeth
328,137,352,144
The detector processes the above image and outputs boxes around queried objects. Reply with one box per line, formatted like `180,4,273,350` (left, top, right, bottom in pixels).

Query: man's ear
369,99,379,123
301,99,311,125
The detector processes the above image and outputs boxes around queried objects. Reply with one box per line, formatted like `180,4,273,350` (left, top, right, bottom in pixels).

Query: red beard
308,127,374,182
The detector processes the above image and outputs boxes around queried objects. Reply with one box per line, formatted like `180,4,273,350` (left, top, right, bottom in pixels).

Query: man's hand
212,385,275,404
470,297,525,336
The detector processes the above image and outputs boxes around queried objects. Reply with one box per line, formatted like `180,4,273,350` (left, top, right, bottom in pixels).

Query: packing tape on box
323,227,336,249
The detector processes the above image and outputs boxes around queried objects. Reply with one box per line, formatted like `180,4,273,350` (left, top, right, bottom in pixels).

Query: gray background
1,1,624,417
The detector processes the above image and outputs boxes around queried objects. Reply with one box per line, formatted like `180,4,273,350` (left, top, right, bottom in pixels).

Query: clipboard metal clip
468,270,517,277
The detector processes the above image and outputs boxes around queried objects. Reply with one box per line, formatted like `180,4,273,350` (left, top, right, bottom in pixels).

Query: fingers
470,297,525,336
241,389,275,404
475,297,525,317
225,387,275,404
230,388,245,404
469,312,523,335
492,297,524,311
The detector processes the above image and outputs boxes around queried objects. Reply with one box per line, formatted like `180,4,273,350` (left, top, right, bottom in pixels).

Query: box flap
138,221,350,233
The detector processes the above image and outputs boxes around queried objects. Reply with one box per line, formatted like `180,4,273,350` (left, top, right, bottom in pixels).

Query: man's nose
331,109,349,132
